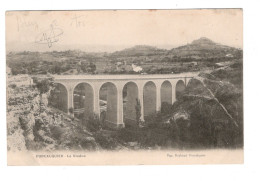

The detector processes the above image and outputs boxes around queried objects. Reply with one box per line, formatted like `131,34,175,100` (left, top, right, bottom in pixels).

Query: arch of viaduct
52,73,197,128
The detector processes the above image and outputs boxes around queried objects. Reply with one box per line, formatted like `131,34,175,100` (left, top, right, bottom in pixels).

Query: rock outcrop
171,66,243,148
7,76,100,151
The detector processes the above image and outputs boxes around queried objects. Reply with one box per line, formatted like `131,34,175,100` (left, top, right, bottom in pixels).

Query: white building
132,64,143,72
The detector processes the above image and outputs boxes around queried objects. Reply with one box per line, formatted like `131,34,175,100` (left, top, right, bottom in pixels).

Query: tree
81,62,89,73
135,98,141,127
89,62,96,74
69,107,74,115
35,79,53,112
81,65,87,73
77,65,81,74
36,79,51,94
53,64,61,74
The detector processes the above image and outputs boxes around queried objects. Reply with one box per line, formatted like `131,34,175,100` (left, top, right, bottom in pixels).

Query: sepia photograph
5,9,243,165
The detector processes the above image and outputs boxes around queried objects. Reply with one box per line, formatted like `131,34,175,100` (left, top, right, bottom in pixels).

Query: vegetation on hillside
7,37,242,75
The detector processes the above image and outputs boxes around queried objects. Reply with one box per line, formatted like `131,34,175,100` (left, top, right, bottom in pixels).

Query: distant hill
166,37,242,59
110,45,167,57
108,37,242,60
6,50,104,64
7,37,242,66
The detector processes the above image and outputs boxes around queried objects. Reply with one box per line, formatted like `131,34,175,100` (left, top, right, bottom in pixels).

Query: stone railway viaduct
52,72,198,128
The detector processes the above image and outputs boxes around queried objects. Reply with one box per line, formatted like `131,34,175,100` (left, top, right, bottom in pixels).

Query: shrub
35,79,52,94
9,83,17,89
161,102,172,115
69,107,74,114
84,114,101,132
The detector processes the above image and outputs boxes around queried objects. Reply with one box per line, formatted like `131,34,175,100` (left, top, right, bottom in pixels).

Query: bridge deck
53,72,198,80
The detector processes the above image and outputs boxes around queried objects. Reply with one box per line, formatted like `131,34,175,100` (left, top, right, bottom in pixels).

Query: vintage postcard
6,9,243,165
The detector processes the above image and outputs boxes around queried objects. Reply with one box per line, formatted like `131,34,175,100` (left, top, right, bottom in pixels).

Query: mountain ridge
7,37,243,64
110,45,167,57
166,37,241,58
108,37,242,59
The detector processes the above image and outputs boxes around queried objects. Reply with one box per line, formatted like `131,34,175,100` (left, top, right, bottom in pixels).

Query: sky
5,9,243,52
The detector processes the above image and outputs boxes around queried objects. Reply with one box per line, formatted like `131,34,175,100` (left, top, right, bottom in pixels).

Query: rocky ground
7,80,100,152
